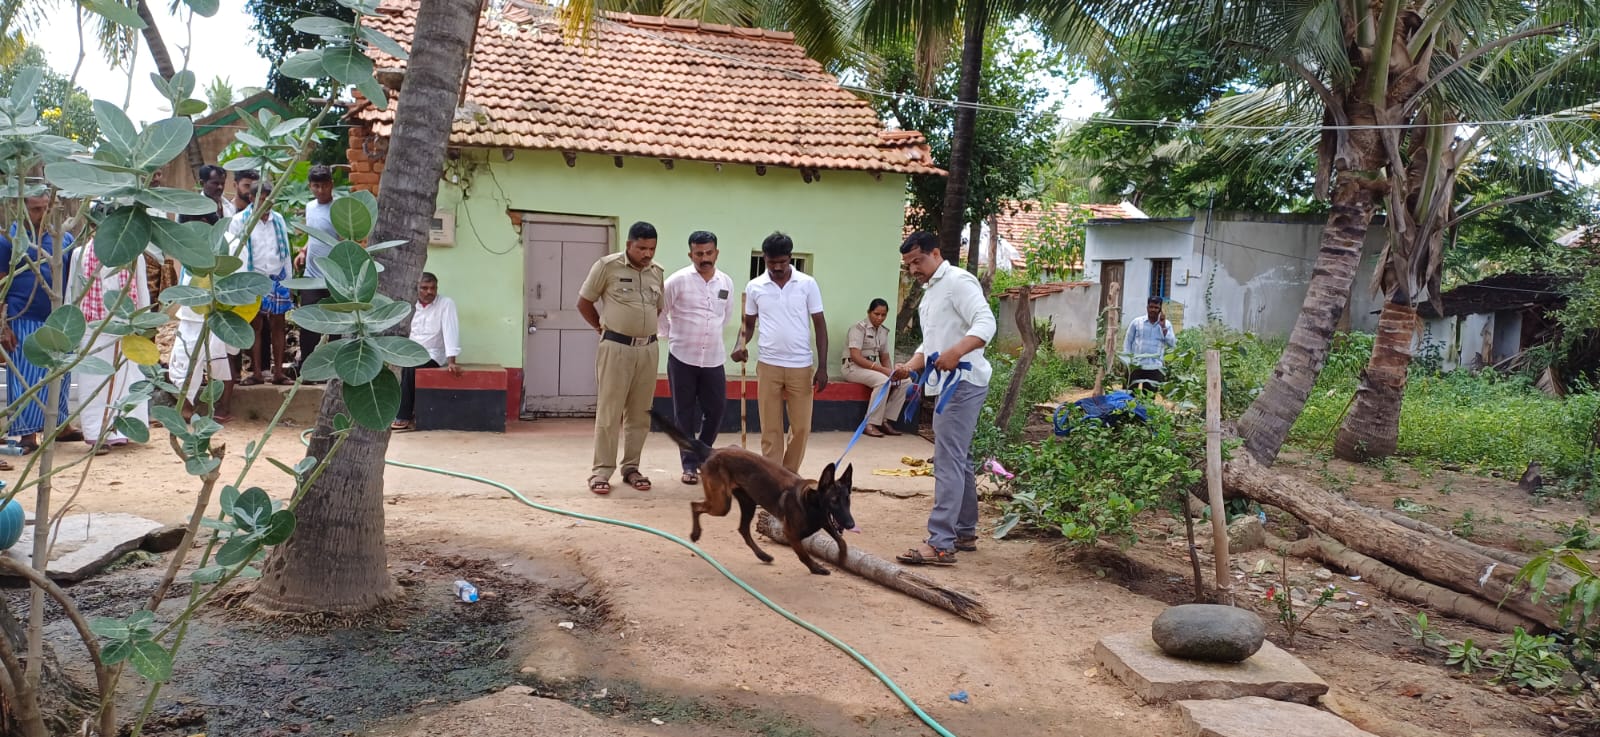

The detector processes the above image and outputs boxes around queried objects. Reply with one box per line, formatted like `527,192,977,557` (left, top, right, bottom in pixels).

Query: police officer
577,221,665,495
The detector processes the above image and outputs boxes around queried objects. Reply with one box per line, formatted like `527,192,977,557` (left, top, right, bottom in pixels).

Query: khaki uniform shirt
578,251,664,338
844,318,889,368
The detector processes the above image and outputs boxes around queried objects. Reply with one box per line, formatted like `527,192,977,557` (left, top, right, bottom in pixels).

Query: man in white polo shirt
730,232,828,474
890,231,996,567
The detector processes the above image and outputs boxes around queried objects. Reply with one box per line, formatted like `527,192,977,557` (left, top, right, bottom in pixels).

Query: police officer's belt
602,330,657,347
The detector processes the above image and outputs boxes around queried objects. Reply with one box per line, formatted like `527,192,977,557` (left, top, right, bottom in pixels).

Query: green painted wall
428,150,908,376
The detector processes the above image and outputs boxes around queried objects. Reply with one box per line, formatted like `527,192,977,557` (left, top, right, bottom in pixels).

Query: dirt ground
6,412,1593,736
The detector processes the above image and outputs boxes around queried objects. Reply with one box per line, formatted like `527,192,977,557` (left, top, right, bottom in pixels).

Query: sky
37,3,274,126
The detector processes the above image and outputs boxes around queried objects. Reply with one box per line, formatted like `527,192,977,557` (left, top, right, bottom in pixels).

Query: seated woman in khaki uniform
841,298,910,437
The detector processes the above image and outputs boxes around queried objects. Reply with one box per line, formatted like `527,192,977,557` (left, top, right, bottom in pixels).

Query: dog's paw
809,567,831,575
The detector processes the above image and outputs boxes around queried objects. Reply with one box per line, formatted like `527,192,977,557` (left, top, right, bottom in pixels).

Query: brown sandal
955,536,979,552
863,426,885,438
896,548,957,566
681,471,700,485
588,477,612,495
622,469,651,491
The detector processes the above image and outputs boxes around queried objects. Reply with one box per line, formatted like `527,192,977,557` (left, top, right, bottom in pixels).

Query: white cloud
35,2,273,126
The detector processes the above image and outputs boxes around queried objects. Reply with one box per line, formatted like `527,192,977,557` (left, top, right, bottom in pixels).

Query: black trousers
667,353,726,471
298,288,331,371
1129,368,1165,394
398,359,442,422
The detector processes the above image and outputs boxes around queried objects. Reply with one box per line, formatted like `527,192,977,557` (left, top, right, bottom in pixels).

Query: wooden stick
1205,349,1231,604
756,512,991,623
1093,281,1121,396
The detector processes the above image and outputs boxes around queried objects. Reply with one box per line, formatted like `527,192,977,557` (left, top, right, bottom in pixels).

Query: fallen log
755,512,991,624
1370,508,1582,594
1266,532,1542,633
1223,452,1562,629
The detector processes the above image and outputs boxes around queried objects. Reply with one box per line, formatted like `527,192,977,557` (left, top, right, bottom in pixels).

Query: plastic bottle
453,579,479,603
0,442,23,456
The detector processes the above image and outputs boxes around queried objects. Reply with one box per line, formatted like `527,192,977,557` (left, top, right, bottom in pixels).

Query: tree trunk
1236,175,1380,463
135,0,206,175
1,598,94,737
249,0,482,615
1334,300,1418,461
994,287,1035,432
935,7,988,265
1223,451,1562,628
755,512,991,623
965,221,981,274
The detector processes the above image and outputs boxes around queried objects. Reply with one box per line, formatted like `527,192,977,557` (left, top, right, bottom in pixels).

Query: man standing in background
578,221,664,495
659,230,734,485
1123,296,1176,394
731,232,827,474
296,165,337,374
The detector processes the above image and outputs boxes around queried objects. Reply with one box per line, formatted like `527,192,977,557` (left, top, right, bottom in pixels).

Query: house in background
349,1,941,427
156,91,292,191
1416,272,1569,373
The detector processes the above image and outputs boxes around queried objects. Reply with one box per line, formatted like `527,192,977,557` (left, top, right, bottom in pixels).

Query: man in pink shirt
659,231,735,485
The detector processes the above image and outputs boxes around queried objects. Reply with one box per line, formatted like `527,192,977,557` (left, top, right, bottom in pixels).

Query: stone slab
1095,630,1328,704
1,513,171,583
1178,697,1377,737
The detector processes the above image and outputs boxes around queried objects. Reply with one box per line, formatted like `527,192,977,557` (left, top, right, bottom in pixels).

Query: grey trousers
927,381,988,552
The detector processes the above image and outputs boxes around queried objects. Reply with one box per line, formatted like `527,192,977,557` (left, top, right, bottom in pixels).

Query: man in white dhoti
166,267,237,422
67,242,151,452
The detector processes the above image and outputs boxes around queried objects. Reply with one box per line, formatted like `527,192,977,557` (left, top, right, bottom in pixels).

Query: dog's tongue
847,526,863,534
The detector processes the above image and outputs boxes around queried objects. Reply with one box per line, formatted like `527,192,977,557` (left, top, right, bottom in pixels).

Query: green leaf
354,74,388,111
223,156,267,172
113,416,151,443
365,239,407,253
44,161,137,196
289,305,359,334
260,510,297,545
184,453,221,477
89,616,132,640
92,100,138,154
336,0,383,15
293,16,357,37
174,98,208,116
44,305,87,347
76,357,114,376
322,241,378,303
95,207,153,268
206,253,245,277
342,369,401,430
219,484,241,514
320,44,376,87
278,50,326,80
7,68,43,109
333,339,385,385
150,406,186,436
329,196,373,242
363,299,412,332
215,536,260,567
170,70,196,99
83,0,147,29
150,219,216,271
233,487,273,529
181,0,219,17
190,565,225,584
213,272,273,306
197,379,226,405
299,338,346,382
22,327,69,368
157,284,210,307
135,187,216,216
281,276,327,291
359,26,410,60
266,457,299,479
333,413,353,432
130,642,173,683
208,310,256,350
131,118,194,170
367,336,431,367
101,639,133,666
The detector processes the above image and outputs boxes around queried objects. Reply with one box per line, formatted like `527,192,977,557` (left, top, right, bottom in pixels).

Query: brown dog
651,410,856,575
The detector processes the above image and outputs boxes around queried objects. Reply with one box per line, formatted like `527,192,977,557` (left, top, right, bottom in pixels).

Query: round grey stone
1152,604,1266,663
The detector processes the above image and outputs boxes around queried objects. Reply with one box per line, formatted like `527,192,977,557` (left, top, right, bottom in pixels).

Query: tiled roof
1000,281,1095,299
354,1,943,175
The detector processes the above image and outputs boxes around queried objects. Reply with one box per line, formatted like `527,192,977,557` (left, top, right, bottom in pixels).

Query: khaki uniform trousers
756,361,814,473
591,339,660,481
841,363,910,427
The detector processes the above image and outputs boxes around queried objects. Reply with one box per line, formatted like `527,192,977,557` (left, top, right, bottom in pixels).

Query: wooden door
1098,260,1126,317
522,215,613,416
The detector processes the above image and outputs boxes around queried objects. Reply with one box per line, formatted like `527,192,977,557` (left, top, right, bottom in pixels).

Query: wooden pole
993,287,1037,432
1093,281,1121,396
1205,349,1231,604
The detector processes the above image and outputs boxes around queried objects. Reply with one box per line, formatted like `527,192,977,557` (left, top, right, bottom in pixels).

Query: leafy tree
0,44,95,142
204,75,236,113
1443,160,1596,286
868,28,1063,242
246,0,355,107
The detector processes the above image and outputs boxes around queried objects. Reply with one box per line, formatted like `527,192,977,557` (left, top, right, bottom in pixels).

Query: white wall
995,283,1103,356
1082,218,1194,333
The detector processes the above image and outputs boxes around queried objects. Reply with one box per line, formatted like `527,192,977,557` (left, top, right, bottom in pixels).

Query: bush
1163,322,1282,418
992,405,1204,547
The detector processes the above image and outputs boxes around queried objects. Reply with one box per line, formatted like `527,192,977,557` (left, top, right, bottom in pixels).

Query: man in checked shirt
1124,296,1177,394
658,231,735,486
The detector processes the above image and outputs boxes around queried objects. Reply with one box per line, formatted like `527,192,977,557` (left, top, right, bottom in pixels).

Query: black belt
602,330,657,347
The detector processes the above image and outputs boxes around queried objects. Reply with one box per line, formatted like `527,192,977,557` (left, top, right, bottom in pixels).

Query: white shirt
225,207,291,279
1124,315,1176,370
744,268,824,369
412,295,461,364
660,265,735,368
303,198,336,278
915,261,996,389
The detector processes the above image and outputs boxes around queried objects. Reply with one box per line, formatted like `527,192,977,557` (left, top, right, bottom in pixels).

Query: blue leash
902,351,972,423
834,377,896,468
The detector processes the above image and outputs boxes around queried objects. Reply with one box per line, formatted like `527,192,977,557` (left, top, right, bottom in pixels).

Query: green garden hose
305,432,960,736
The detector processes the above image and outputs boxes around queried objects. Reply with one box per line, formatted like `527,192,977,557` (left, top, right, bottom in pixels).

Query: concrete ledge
229,384,326,425
1095,630,1328,704
1178,697,1377,737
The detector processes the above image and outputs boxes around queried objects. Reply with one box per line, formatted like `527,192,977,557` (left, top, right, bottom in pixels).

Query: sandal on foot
271,375,293,386
238,375,264,387
0,460,11,471
588,477,612,495
955,536,979,552
622,469,652,492
863,426,885,438
389,420,414,432
896,548,957,566
58,428,84,442
681,471,700,485
880,423,903,436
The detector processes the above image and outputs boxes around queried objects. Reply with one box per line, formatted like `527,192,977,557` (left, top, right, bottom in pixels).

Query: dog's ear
839,463,853,489
818,462,836,488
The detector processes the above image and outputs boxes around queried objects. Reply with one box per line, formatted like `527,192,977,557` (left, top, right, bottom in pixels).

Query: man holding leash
660,230,735,485
890,232,995,566
578,221,664,495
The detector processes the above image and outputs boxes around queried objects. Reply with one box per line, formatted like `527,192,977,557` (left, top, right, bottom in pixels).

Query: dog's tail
650,409,713,465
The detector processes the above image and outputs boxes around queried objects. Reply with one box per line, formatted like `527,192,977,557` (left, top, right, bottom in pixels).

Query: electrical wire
303,430,961,737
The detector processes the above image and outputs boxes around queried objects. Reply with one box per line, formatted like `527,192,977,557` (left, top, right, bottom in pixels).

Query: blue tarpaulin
1052,390,1150,437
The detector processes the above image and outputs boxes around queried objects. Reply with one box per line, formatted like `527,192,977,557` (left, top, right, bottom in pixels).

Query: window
749,253,810,280
1149,259,1173,300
